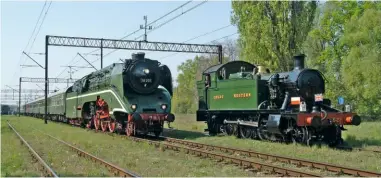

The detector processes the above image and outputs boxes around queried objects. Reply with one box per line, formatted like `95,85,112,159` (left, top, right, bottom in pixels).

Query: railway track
83,128,319,176
21,118,381,177
69,122,381,177
42,132,140,177
158,136,381,177
7,122,58,177
128,136,321,177
7,121,140,177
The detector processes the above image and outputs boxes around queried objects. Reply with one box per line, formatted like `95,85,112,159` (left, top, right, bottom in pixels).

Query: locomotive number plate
140,78,152,83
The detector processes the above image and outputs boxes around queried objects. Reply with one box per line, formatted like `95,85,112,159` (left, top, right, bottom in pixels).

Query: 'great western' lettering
233,93,251,98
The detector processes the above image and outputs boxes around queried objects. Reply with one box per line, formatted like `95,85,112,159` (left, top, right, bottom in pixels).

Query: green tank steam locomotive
196,54,361,146
22,52,175,137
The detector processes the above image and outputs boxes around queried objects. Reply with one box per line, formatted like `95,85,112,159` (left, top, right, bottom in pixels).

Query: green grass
342,123,381,150
164,114,381,173
1,119,40,177
1,116,112,177
166,114,207,132
2,116,255,177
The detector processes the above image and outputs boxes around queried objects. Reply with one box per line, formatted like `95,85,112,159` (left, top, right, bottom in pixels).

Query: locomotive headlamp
131,104,137,110
161,104,167,110
143,69,150,74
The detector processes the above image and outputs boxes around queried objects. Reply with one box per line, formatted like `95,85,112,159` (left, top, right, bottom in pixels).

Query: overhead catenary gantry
44,35,223,124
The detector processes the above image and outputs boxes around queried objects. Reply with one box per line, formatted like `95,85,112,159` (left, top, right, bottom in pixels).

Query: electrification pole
140,16,152,42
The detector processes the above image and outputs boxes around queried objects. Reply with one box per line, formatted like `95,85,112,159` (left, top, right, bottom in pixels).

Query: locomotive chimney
293,54,305,70
131,52,145,60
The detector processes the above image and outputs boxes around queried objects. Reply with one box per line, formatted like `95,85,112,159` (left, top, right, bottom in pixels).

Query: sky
0,0,238,105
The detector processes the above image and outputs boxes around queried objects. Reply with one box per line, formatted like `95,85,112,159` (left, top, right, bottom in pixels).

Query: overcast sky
1,0,238,104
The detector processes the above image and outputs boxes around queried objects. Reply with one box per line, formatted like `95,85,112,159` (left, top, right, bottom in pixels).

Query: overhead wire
82,0,193,56
139,24,233,62
84,0,207,67
134,0,208,41
8,0,48,86
55,54,79,78
24,1,53,59
101,0,208,60
157,29,237,60
50,1,209,82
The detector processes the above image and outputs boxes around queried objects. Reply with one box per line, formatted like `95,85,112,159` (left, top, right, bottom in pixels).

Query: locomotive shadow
343,135,381,148
162,128,209,140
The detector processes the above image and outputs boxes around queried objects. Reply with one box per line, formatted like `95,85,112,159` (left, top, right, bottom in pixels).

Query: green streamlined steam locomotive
196,54,361,146
21,52,175,137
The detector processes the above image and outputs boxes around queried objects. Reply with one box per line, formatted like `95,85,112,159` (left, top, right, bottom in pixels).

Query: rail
128,136,320,177
7,121,58,177
41,132,140,177
160,136,381,177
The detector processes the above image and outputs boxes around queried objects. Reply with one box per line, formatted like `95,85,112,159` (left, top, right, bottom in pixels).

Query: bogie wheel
108,119,116,133
94,115,100,130
100,120,108,132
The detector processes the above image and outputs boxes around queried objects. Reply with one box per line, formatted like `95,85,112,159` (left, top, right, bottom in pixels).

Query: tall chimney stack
293,54,305,70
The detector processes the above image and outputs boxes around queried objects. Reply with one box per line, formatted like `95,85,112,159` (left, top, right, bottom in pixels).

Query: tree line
171,1,381,120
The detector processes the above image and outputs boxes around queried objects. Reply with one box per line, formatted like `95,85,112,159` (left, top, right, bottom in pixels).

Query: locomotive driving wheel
291,127,311,146
108,119,116,133
94,115,100,130
239,126,252,139
126,122,135,136
100,119,108,132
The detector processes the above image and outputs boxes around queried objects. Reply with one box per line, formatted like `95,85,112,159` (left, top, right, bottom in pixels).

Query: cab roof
203,61,256,74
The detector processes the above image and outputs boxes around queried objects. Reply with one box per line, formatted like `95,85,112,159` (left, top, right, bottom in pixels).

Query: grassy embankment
164,114,381,173
1,115,254,177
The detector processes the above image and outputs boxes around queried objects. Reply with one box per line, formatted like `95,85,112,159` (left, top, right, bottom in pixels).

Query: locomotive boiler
196,54,361,146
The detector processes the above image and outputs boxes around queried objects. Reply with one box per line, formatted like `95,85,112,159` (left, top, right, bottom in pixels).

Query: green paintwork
24,62,172,120
197,61,269,111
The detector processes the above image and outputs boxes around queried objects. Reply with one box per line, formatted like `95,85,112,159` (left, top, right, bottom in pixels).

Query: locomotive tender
196,54,361,146
21,52,175,137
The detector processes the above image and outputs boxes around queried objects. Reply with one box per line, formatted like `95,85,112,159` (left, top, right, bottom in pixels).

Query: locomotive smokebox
293,54,305,70
132,52,145,60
